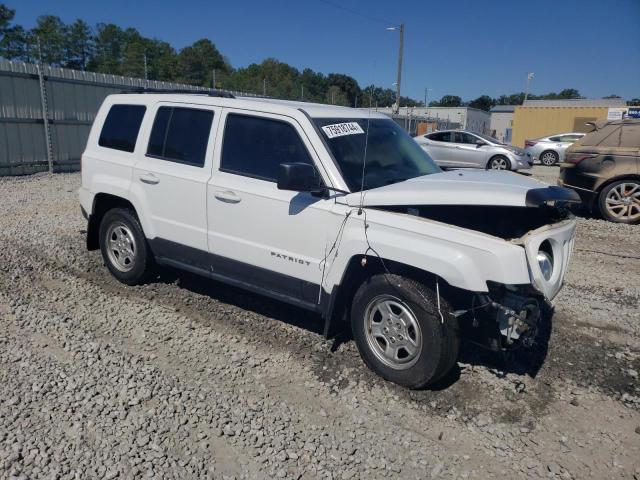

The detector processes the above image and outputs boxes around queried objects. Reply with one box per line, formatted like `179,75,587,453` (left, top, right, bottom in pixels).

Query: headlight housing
536,250,553,281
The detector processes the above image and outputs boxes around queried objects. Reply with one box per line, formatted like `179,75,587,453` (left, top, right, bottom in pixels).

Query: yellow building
511,99,627,147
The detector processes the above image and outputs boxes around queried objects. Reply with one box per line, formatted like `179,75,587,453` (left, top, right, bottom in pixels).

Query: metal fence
0,59,254,176
389,113,461,137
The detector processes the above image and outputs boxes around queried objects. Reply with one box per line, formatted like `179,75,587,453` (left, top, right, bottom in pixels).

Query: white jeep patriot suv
79,90,579,388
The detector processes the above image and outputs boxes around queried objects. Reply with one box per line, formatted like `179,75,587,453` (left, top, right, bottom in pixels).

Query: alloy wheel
105,222,137,272
490,157,508,170
605,182,640,222
541,151,558,166
363,295,422,370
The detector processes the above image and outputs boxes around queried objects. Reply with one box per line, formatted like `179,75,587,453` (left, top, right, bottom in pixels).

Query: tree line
1,5,637,109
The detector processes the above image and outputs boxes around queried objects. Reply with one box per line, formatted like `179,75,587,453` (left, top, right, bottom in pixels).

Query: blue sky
9,0,640,101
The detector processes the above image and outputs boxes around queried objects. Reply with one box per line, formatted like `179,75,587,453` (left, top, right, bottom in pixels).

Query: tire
99,208,154,285
487,155,511,170
597,179,640,224
350,274,459,389
540,150,559,166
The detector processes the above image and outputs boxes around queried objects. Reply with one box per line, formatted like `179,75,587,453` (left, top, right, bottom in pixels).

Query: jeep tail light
524,140,537,147
566,153,597,164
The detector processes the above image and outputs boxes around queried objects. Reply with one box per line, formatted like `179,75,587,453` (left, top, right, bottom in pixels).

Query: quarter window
147,107,214,167
221,114,313,181
99,104,146,152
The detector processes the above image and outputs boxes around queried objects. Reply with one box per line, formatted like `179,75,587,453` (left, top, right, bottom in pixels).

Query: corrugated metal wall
0,59,254,176
511,106,609,147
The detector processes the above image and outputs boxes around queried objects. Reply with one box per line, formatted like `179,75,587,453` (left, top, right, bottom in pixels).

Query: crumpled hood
344,170,580,208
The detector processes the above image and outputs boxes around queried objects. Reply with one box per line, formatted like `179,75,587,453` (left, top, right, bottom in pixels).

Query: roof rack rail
123,87,235,99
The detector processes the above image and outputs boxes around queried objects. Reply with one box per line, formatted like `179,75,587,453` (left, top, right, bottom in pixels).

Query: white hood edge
343,170,579,208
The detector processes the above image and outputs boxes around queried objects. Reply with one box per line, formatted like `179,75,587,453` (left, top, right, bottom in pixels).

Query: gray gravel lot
0,166,639,479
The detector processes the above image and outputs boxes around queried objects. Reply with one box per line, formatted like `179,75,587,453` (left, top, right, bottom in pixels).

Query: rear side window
580,125,620,146
99,104,146,152
427,132,451,142
147,107,214,167
221,114,313,181
620,124,640,148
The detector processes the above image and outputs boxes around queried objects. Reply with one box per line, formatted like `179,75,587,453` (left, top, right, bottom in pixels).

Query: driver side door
448,132,488,168
206,110,334,308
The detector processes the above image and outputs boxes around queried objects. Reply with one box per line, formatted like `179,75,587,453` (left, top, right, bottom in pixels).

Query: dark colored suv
559,118,640,224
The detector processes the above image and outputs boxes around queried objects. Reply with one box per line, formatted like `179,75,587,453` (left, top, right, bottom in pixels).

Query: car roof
105,93,389,120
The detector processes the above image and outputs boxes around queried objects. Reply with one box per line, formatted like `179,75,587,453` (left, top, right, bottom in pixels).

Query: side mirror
475,140,485,148
277,163,322,192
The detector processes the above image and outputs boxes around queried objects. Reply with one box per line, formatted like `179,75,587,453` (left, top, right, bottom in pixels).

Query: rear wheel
487,155,511,170
598,180,640,224
99,208,154,284
540,150,559,166
351,274,459,389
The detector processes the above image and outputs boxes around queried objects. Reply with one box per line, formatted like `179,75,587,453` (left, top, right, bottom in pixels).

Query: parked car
525,132,585,166
80,91,579,389
414,130,532,170
559,118,640,224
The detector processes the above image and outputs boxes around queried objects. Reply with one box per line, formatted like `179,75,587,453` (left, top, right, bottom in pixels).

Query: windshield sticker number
321,122,365,139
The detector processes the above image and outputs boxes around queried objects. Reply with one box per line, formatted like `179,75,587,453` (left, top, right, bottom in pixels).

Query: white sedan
524,132,585,166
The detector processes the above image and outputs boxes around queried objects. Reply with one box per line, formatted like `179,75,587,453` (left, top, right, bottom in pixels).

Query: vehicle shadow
153,265,552,390
153,266,326,335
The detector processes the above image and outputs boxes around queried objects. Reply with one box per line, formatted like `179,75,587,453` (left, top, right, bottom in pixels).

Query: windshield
314,118,441,192
476,132,504,145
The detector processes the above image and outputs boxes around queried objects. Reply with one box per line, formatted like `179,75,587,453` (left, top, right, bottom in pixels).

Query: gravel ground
0,166,638,480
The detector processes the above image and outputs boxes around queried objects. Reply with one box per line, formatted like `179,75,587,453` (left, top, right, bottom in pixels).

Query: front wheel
487,155,511,170
351,274,459,389
597,180,640,224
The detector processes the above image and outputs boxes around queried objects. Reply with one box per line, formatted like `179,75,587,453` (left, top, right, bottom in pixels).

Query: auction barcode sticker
321,122,365,139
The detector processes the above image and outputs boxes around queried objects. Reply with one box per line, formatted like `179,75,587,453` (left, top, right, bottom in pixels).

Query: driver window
461,133,478,144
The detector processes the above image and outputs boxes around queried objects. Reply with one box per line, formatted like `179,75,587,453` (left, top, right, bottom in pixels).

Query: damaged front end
382,203,577,354
456,283,547,352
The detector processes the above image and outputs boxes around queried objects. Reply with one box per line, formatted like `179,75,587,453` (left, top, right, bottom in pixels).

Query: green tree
0,4,33,60
177,38,229,87
555,88,582,99
64,19,93,70
628,98,640,106
120,28,147,77
31,15,66,65
468,95,494,111
433,95,462,107
144,39,177,81
327,73,360,106
88,23,124,74
0,3,14,35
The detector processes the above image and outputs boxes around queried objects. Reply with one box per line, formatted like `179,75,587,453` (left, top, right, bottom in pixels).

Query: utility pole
524,72,534,102
263,78,266,96
143,53,148,81
387,23,404,114
301,84,304,101
212,69,216,89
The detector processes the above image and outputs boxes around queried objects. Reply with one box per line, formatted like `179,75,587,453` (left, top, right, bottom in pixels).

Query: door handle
214,190,241,204
139,173,160,185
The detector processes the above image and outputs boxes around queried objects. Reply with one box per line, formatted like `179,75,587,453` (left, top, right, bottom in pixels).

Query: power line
315,0,391,26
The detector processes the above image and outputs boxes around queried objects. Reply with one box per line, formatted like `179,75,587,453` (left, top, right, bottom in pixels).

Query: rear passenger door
130,102,221,265
206,110,333,307
423,132,455,166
